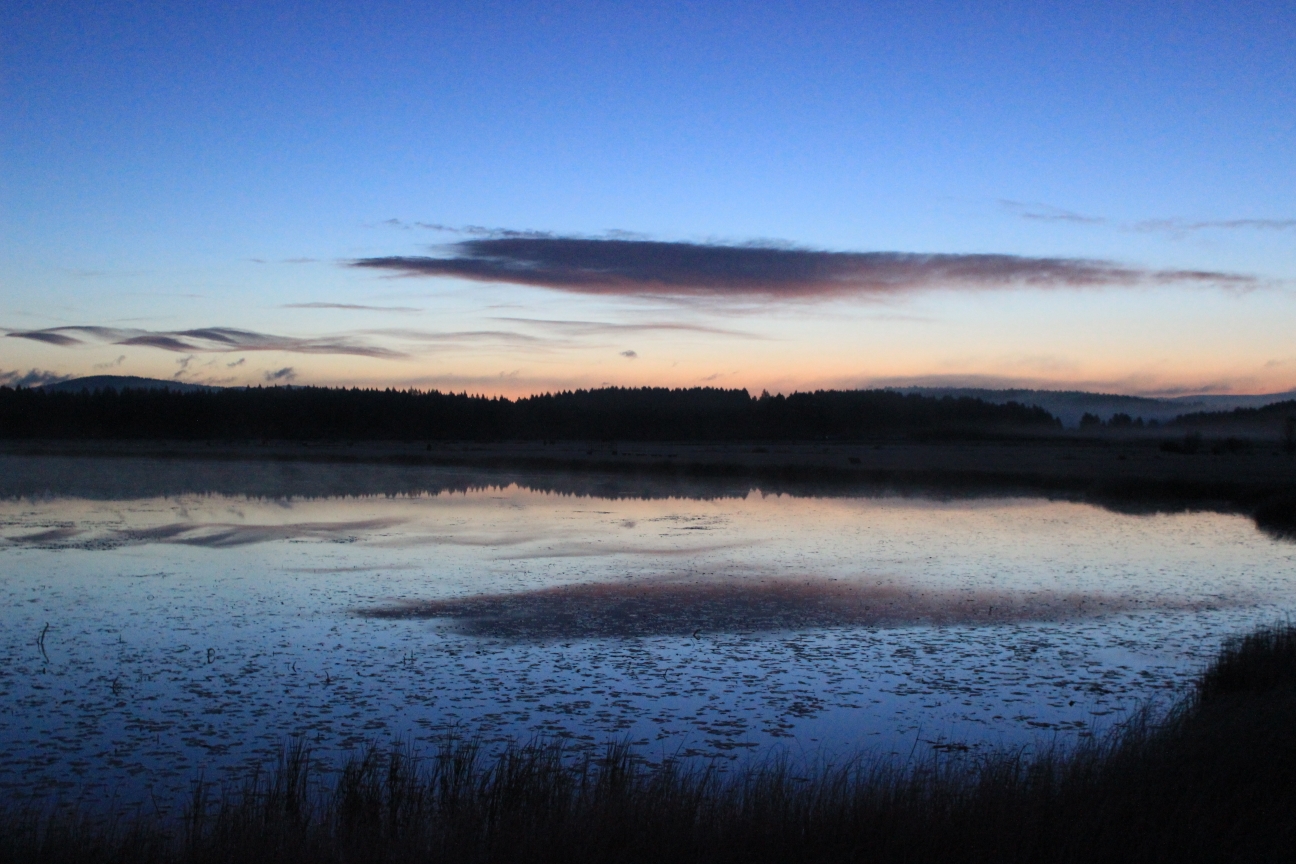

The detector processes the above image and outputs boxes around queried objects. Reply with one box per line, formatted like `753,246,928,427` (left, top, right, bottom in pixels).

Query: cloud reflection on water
490,540,751,559
358,576,1223,640
123,518,407,548
9,526,87,544
4,518,407,549
2,463,1290,814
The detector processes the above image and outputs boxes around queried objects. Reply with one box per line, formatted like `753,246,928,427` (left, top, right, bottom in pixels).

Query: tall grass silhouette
5,624,1295,862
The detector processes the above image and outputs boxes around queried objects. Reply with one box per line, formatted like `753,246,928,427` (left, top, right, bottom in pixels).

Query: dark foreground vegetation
5,624,1295,863
0,385,1060,441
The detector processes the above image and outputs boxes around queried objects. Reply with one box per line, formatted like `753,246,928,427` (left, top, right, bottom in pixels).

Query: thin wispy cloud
93,354,127,370
851,372,1287,399
395,371,601,392
352,236,1257,299
999,200,1107,225
282,302,424,312
362,328,549,345
0,368,72,388
380,219,551,237
491,317,762,339
1002,200,1296,236
6,326,405,359
1131,217,1296,235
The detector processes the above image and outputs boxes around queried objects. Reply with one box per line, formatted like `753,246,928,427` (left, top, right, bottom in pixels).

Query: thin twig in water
36,622,49,662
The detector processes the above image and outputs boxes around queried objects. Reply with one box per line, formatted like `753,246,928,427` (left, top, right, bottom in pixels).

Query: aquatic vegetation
3,476,1290,814
4,623,1294,862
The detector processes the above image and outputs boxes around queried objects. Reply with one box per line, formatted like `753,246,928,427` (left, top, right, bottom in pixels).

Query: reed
5,623,1296,863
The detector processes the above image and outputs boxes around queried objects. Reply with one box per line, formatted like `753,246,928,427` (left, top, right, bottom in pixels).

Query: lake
2,454,1293,813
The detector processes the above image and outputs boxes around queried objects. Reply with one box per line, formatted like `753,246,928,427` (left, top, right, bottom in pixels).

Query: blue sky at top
2,1,1294,394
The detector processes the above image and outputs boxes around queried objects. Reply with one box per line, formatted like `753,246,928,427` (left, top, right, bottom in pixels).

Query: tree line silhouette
1171,399,1296,455
1173,399,1296,429
0,384,1062,442
1078,411,1156,429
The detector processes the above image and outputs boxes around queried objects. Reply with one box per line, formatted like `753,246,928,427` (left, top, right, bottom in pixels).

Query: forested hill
1174,399,1296,429
0,385,1060,442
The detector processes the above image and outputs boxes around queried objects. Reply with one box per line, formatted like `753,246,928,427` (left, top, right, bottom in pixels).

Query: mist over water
2,456,1294,814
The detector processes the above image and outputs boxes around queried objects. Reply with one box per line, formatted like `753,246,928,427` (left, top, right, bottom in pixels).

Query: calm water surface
2,457,1293,812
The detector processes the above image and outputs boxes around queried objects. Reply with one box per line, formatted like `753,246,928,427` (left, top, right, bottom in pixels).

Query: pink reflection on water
361,575,1230,640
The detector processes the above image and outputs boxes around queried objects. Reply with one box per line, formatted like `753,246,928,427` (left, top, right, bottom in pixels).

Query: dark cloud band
6,326,404,359
352,237,1257,299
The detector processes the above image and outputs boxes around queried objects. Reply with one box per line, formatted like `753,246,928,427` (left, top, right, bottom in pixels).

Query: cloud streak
6,326,405,359
1131,217,1296,235
0,368,73,388
93,354,127,370
491,317,762,339
352,236,1257,299
1001,200,1296,236
999,200,1107,225
282,302,423,312
11,330,82,346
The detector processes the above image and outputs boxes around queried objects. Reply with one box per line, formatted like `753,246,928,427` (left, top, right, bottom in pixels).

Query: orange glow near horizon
6,284,1295,399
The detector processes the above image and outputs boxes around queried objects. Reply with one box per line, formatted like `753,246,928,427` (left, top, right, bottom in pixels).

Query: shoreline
4,438,1294,533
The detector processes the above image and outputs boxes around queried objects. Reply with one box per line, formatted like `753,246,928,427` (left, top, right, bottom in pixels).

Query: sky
3,0,1295,397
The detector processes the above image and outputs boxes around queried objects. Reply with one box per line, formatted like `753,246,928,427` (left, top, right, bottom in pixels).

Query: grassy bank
5,624,1295,863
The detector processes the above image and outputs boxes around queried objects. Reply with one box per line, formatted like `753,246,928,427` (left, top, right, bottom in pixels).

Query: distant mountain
36,376,223,394
893,387,1296,428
